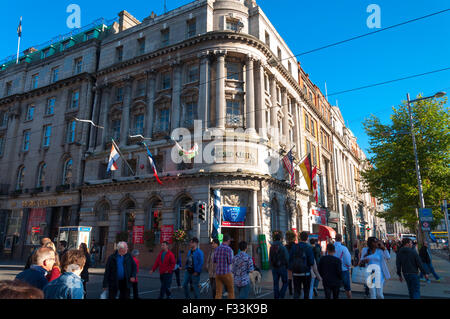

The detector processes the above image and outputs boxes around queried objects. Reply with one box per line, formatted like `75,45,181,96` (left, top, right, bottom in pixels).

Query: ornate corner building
0,0,386,266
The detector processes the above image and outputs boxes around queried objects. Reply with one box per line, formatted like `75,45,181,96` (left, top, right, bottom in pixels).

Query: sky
2,0,449,153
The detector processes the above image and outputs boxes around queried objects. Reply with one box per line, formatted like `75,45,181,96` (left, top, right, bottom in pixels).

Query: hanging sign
222,206,247,226
132,226,144,244
160,225,174,244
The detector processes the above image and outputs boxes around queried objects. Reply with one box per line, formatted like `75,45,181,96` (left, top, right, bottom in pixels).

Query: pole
112,138,135,176
443,200,450,260
16,17,22,64
407,93,428,245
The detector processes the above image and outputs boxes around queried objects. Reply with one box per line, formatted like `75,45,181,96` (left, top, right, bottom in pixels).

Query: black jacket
103,251,137,289
418,246,431,264
318,255,342,287
396,247,427,276
81,252,91,282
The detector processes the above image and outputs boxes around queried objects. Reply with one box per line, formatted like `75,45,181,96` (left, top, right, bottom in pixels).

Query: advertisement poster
222,206,247,227
160,225,174,244
132,226,144,244
77,227,92,248
27,208,46,244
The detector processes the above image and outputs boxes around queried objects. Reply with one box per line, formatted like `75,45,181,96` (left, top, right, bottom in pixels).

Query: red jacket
152,250,175,274
132,256,140,282
46,266,61,282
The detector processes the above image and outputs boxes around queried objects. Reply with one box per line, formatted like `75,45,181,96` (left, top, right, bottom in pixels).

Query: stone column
198,52,210,131
215,51,226,129
120,78,133,147
269,75,278,133
282,89,289,144
88,86,101,152
100,86,112,150
246,56,255,132
171,62,182,131
256,60,267,139
145,70,156,138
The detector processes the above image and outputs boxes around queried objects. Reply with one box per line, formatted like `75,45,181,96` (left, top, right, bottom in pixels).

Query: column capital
214,50,227,58
246,55,256,63
197,50,211,60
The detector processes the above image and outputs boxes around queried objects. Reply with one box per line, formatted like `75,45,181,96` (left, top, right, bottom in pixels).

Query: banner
222,206,247,226
160,225,174,244
132,226,144,244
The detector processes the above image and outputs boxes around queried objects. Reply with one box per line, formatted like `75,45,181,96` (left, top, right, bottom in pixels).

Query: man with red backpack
288,231,315,299
269,232,289,299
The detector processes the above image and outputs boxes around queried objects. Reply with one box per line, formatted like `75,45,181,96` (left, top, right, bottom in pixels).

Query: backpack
269,243,286,268
292,244,309,274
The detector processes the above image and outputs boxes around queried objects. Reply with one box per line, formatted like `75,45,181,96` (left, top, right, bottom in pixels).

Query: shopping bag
100,290,108,299
351,266,369,284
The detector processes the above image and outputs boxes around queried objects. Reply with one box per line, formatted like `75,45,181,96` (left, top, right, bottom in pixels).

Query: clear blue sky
2,0,449,153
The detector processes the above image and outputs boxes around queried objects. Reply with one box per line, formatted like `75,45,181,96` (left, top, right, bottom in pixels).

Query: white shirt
334,242,352,271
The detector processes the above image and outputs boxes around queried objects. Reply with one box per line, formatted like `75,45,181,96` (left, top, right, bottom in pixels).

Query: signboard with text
160,225,174,244
222,206,247,227
132,226,144,244
419,208,433,222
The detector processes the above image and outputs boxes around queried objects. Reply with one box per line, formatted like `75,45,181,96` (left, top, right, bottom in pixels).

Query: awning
319,224,336,241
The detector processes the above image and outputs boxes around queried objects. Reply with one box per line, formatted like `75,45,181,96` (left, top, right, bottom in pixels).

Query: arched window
120,200,136,234
62,158,73,185
270,198,280,236
146,198,163,244
36,162,46,188
16,166,25,190
96,202,110,222
177,196,193,234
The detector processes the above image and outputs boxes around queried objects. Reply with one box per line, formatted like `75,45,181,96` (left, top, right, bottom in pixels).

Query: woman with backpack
269,232,289,299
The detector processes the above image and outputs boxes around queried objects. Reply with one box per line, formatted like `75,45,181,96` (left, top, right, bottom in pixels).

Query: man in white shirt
334,234,352,299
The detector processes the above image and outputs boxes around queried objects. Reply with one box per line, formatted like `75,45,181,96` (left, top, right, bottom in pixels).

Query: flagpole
16,17,22,64
111,138,135,176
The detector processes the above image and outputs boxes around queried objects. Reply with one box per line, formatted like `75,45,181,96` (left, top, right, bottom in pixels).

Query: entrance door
99,226,109,263
221,228,245,255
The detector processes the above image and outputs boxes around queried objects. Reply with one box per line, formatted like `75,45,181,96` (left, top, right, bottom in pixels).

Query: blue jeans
183,271,200,299
404,274,420,299
235,284,250,299
272,267,288,299
159,273,173,299
420,263,440,280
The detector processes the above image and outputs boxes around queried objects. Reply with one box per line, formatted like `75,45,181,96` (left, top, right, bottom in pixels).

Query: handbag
351,266,369,285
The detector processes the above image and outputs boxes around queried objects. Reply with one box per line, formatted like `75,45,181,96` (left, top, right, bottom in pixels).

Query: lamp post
406,91,446,245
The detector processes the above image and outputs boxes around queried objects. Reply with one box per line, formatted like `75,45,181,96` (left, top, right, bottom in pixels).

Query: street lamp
406,91,446,244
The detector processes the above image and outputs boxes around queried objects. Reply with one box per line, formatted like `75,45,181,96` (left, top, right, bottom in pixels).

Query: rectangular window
51,67,59,83
306,139,311,155
23,131,30,151
288,61,292,74
133,114,144,135
185,102,198,127
42,125,52,147
26,105,35,121
161,72,171,90
0,136,4,156
116,46,123,62
277,47,282,60
311,119,316,137
155,108,170,132
312,144,317,166
226,100,243,126
74,57,83,74
161,29,170,47
71,90,79,109
46,98,55,115
187,19,196,38
5,81,12,96
187,64,199,83
136,79,146,97
32,74,39,89
265,31,270,46
138,38,146,55
67,120,76,143
305,113,310,131
116,87,124,102
226,62,240,80
112,120,121,140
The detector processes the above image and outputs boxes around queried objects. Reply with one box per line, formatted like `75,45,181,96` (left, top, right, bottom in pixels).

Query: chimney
118,10,141,32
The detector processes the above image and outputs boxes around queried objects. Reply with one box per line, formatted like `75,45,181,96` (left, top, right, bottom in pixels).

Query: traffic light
198,201,206,222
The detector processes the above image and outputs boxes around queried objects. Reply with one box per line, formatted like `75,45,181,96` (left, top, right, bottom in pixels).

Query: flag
143,142,163,185
174,140,199,160
312,167,318,205
282,149,295,187
107,143,120,172
212,189,221,239
17,17,22,37
299,154,313,192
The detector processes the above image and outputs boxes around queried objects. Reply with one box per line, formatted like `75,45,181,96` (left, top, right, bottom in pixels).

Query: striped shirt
213,244,234,275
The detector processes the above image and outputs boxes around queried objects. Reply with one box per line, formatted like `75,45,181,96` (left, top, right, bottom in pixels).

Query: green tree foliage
361,95,449,230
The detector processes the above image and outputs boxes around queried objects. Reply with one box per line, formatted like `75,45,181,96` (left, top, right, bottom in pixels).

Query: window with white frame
42,125,52,147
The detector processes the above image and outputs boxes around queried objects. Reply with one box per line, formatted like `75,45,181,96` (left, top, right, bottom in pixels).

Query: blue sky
2,0,449,153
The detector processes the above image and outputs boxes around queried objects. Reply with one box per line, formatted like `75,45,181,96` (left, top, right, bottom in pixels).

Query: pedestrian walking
150,241,176,299
79,243,90,297
396,238,429,299
206,238,220,298
0,280,44,299
183,237,204,299
43,249,86,299
289,231,315,299
419,242,441,283
269,232,289,299
16,247,55,290
131,249,140,299
24,237,52,270
57,241,68,261
359,237,391,299
103,241,137,299
318,243,343,299
43,241,61,282
232,241,254,299
285,235,295,296
213,234,235,299
90,240,99,268
310,238,322,297
333,234,352,299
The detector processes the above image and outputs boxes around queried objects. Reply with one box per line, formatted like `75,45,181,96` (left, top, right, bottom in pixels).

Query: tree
361,94,449,231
